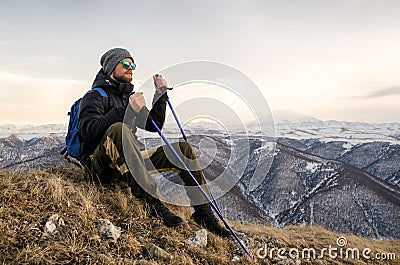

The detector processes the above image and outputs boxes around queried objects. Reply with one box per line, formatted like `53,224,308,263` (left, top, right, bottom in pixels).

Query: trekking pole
145,109,253,259
166,98,187,142
164,95,222,215
156,82,222,215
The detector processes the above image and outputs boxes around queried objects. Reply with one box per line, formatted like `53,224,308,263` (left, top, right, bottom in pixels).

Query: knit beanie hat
100,47,134,76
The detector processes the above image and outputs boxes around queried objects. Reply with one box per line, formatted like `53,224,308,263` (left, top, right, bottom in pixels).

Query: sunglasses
119,60,136,70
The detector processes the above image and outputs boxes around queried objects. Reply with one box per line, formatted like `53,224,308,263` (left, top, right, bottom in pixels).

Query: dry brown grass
0,168,399,264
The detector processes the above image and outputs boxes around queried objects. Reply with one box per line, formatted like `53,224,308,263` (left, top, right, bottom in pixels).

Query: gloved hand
153,74,169,93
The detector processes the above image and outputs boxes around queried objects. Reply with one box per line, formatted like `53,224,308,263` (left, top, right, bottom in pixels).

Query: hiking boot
192,204,231,237
147,198,183,227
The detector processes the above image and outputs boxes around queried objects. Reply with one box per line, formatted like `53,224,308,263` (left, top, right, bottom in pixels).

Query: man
78,47,230,237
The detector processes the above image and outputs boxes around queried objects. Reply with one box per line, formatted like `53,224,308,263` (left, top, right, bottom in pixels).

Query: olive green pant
88,122,210,204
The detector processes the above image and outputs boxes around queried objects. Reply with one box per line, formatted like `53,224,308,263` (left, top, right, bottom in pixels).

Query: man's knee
106,122,131,139
102,122,143,156
176,141,196,158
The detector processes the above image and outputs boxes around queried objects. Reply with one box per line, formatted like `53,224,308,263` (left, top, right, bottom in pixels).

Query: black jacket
78,69,168,162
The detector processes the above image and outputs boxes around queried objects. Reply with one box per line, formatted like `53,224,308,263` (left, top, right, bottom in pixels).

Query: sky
0,0,400,125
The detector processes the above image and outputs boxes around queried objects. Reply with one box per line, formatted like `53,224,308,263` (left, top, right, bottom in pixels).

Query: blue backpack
61,87,108,165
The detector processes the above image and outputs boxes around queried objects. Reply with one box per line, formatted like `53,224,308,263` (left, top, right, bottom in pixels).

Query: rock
124,187,132,197
89,234,101,242
146,243,173,261
232,256,240,262
186,229,207,247
44,213,64,236
97,218,121,241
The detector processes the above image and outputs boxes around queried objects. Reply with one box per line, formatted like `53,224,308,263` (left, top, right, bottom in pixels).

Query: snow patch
305,162,320,173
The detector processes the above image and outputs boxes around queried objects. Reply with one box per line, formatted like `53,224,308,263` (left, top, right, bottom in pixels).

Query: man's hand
129,92,146,113
153,74,168,93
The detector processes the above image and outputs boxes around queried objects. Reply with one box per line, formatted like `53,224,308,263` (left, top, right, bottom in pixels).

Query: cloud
0,71,89,124
358,86,400,99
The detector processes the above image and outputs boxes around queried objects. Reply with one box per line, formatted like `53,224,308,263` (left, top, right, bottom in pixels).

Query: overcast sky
1,0,400,124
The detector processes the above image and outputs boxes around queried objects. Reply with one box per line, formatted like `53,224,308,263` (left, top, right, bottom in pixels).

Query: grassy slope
0,168,398,265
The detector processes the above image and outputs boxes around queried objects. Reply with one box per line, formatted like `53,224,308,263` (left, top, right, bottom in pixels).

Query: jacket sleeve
78,90,127,143
136,92,168,132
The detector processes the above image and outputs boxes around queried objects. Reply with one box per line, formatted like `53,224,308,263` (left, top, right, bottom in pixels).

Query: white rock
97,218,121,241
44,214,64,235
147,243,173,261
186,229,207,247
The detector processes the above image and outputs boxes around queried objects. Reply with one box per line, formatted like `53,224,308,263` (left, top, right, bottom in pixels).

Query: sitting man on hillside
78,47,230,237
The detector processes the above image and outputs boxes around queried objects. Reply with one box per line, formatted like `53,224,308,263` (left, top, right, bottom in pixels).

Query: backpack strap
92,87,109,113
92,87,108,97
60,147,67,156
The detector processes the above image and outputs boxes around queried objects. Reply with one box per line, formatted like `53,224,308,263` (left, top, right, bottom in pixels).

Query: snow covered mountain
272,109,320,123
0,116,399,239
139,135,400,239
275,119,400,144
1,111,399,144
0,123,66,139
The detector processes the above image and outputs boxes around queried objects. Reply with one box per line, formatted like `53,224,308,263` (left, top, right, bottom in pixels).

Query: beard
112,71,132,83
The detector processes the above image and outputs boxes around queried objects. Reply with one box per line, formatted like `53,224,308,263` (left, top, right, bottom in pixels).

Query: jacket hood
91,68,133,97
